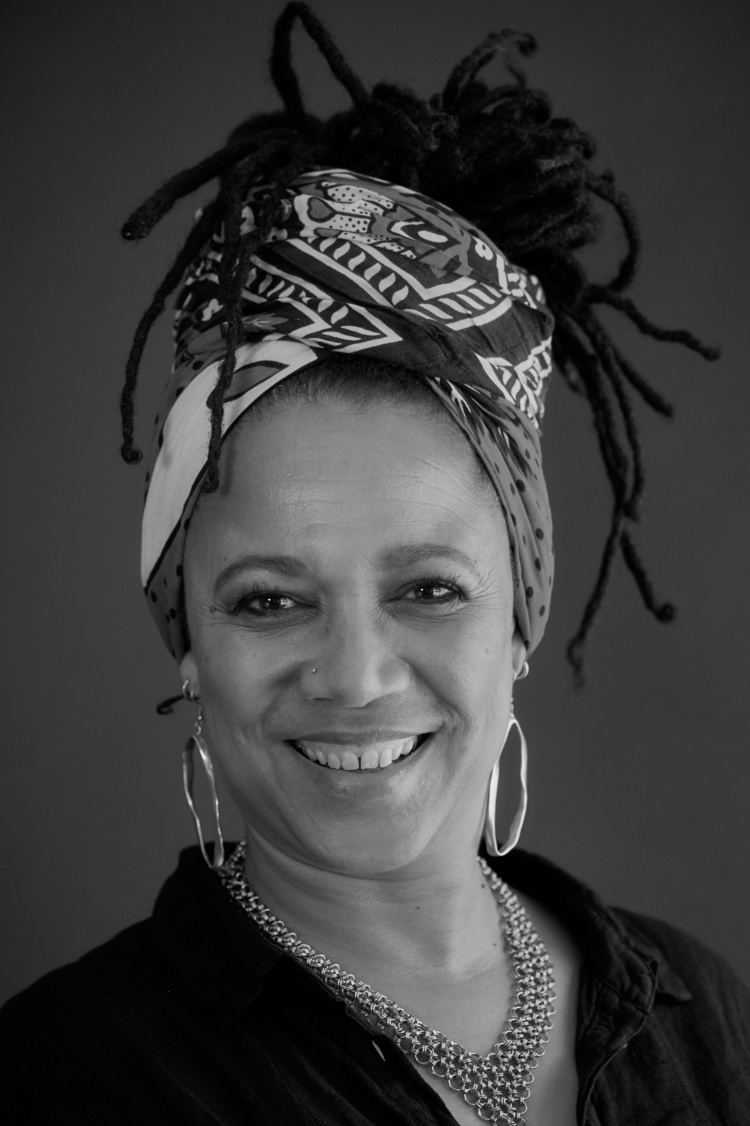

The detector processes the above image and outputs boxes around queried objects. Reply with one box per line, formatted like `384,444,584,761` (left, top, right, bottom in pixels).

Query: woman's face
180,395,525,875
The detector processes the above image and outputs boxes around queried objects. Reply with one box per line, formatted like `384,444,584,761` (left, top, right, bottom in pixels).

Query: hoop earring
483,708,528,857
182,703,225,869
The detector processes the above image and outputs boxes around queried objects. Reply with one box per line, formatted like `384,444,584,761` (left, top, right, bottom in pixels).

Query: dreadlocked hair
120,1,719,683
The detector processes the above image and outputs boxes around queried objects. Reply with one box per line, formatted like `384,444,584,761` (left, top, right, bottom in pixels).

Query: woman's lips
287,733,431,771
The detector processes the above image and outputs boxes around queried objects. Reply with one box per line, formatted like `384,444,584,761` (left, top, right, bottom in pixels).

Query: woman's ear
179,651,200,698
511,631,528,681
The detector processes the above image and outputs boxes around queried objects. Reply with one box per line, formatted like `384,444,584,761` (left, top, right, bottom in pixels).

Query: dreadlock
120,1,719,683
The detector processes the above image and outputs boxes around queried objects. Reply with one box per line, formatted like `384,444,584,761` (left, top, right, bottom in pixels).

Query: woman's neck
241,830,503,987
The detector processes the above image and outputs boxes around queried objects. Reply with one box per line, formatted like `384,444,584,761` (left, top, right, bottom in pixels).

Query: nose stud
311,667,318,674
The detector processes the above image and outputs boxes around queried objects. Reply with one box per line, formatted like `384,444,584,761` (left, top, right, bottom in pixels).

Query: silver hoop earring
483,707,528,857
182,703,225,869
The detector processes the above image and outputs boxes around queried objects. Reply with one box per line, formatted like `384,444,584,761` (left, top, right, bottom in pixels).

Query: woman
2,5,749,1124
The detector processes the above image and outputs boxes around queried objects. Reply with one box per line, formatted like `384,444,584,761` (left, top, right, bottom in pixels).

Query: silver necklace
217,841,555,1125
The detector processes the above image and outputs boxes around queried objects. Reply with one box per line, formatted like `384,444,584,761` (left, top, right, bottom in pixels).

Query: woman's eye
233,592,299,615
404,582,462,604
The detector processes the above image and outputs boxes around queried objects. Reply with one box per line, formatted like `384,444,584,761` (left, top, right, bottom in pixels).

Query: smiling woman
2,3,749,1125
180,381,520,879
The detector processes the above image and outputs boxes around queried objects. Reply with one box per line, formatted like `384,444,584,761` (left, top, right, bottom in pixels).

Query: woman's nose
302,603,411,706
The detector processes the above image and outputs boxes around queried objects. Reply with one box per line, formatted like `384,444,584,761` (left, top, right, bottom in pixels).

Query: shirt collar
148,842,691,1030
488,848,693,1004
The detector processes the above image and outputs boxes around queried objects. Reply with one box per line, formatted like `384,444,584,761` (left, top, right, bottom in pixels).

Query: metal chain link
217,841,555,1125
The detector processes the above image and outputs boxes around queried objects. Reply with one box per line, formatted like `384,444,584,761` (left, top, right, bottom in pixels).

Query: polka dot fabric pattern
142,169,555,659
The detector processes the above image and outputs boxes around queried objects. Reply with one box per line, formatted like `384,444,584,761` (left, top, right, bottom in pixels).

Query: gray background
2,0,748,1004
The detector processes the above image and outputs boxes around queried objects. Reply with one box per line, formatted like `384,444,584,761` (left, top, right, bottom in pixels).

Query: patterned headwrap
142,168,555,659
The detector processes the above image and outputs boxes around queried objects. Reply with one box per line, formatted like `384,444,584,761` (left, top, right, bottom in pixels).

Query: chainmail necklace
217,841,555,1125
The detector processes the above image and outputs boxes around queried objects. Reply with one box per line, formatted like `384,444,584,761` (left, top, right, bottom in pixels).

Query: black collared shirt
3,845,750,1124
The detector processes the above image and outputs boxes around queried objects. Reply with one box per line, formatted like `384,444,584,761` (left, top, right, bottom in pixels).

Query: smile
287,733,431,771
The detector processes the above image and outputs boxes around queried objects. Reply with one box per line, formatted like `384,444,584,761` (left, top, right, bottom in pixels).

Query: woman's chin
288,824,441,880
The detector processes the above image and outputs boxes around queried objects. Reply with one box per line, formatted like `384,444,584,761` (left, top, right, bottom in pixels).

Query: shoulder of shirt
0,843,275,1039
603,900,747,1049
0,846,203,1031
611,905,750,1024
0,913,161,1028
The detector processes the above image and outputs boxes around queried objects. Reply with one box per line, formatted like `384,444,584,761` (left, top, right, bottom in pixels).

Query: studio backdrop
1,0,748,1002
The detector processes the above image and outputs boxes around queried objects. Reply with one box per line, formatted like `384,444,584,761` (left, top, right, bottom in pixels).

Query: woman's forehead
187,397,506,566
224,396,490,495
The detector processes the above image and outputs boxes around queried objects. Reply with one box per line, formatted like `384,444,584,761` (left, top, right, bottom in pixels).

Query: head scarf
142,168,554,660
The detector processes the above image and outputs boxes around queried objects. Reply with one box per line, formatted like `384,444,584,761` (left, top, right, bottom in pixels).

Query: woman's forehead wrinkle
229,488,496,550
222,424,491,523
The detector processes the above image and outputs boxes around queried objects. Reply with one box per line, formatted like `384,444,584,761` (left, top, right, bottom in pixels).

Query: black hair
121,2,718,684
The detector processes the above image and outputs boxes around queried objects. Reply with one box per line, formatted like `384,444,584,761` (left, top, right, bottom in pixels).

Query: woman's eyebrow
380,544,482,580
214,554,310,588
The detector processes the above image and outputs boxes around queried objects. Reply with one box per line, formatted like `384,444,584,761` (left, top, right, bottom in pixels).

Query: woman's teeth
291,736,423,771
